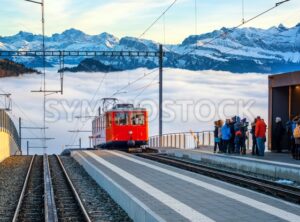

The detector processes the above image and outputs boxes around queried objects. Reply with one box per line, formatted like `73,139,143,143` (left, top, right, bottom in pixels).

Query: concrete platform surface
72,150,300,222
157,148,300,183
158,146,300,165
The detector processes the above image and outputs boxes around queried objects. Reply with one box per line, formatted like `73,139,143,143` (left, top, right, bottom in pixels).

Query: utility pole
19,117,49,154
68,130,92,149
19,117,49,155
159,44,163,147
26,140,48,155
25,0,63,154
64,137,82,149
24,0,46,154
19,118,22,153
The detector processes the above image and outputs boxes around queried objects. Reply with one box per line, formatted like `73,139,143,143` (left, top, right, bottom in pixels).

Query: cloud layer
0,68,268,154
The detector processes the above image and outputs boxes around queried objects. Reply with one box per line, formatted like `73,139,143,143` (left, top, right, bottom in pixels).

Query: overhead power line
139,0,178,39
111,69,158,97
68,72,109,147
164,0,291,63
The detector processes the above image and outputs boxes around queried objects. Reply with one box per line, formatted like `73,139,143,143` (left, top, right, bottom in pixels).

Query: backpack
294,126,300,139
235,130,242,137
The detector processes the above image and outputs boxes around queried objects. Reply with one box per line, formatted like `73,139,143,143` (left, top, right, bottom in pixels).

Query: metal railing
149,131,214,149
149,129,268,150
0,109,20,149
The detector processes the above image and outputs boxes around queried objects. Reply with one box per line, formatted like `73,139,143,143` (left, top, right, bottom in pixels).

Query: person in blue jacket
221,119,232,153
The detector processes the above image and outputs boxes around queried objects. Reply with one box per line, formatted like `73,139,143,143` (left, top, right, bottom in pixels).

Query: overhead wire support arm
68,130,92,133
74,115,98,119
276,0,290,7
0,50,161,57
24,0,43,5
21,127,48,129
22,138,55,140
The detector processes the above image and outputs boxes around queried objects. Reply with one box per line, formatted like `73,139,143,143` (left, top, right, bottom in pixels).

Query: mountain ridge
0,59,40,78
1,24,300,74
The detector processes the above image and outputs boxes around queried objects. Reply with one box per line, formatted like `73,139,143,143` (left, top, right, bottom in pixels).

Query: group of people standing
214,116,267,156
214,115,300,159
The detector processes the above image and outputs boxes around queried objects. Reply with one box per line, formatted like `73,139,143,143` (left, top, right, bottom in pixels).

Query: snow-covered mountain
1,24,300,73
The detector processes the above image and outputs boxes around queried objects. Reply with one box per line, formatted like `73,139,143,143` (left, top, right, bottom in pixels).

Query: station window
131,113,145,125
115,112,129,125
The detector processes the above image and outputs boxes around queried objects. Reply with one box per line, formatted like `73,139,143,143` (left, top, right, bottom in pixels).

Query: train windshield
131,112,145,125
115,112,129,125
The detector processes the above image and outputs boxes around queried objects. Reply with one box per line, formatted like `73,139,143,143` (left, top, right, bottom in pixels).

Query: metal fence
0,109,20,149
149,129,268,150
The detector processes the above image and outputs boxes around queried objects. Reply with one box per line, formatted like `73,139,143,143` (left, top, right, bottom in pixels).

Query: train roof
110,103,146,111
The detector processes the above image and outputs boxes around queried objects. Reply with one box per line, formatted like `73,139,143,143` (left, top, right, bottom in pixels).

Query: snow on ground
0,68,268,154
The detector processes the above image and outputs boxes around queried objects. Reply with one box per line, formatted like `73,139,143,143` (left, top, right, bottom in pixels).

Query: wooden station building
268,71,300,151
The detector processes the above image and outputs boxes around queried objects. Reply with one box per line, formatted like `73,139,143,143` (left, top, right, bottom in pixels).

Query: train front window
131,113,145,125
115,112,129,125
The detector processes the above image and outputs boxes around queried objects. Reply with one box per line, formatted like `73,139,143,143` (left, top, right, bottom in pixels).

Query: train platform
154,147,300,183
71,150,300,222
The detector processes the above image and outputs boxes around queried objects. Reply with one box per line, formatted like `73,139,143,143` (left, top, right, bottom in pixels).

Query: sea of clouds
0,68,268,154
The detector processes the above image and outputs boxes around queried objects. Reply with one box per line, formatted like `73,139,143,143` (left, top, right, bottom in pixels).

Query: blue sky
0,0,299,43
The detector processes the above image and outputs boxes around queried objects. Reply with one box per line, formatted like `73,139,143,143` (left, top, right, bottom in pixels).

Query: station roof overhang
269,71,300,88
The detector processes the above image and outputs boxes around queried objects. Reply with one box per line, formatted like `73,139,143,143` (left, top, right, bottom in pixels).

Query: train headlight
128,130,133,135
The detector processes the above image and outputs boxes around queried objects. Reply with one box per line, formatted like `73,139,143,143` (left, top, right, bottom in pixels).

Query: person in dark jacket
287,115,299,157
251,118,258,155
234,116,242,154
221,119,232,153
273,117,285,153
214,120,221,153
229,116,236,154
240,118,248,155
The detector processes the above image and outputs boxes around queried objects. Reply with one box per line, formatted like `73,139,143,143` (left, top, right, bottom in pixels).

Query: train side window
100,117,102,130
106,113,112,127
131,113,145,125
104,116,106,129
115,112,128,125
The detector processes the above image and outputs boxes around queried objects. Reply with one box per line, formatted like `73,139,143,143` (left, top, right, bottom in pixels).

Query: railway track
48,155,91,222
6,154,130,221
12,155,91,222
0,156,32,221
13,155,44,222
136,153,300,204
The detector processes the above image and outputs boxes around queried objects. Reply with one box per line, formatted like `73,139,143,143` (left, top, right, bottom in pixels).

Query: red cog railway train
92,103,149,149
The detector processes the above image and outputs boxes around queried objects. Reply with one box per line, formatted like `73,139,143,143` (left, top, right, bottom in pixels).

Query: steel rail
55,155,92,222
12,155,35,222
44,154,58,222
137,153,300,204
